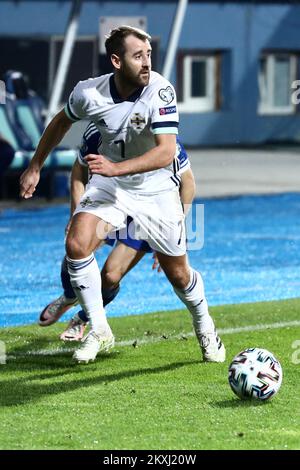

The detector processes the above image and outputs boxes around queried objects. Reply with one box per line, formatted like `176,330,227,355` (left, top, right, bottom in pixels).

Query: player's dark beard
122,64,150,89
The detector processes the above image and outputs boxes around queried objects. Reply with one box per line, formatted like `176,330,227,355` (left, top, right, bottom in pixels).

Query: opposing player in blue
39,122,196,342
20,26,225,363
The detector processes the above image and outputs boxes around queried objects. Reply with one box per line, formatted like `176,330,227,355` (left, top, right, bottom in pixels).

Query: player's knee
66,236,89,259
168,268,190,290
102,268,121,289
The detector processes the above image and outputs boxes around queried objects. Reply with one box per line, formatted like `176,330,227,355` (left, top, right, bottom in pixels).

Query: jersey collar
109,75,144,103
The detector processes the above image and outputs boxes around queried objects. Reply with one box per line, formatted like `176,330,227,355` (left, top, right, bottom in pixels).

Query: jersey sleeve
177,139,190,175
64,81,88,122
77,135,89,166
77,123,101,166
150,81,179,135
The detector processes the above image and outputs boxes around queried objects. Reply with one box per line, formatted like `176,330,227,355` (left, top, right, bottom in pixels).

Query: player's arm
20,110,73,198
179,168,196,215
114,133,177,174
70,159,88,215
86,133,176,176
64,159,88,235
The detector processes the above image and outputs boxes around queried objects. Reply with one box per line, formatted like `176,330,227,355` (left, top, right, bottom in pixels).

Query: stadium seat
12,99,77,167
15,102,43,148
3,70,77,168
0,102,28,197
0,96,54,199
0,100,32,168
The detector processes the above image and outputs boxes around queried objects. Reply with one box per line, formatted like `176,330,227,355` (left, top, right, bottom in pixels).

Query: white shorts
73,175,186,256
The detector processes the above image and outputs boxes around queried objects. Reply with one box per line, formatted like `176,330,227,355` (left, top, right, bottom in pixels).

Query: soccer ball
228,348,282,400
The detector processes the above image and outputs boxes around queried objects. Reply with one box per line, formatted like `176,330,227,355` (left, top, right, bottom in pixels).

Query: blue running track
1,193,300,327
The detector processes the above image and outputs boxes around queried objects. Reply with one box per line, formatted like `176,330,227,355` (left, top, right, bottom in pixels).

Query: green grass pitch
0,298,300,450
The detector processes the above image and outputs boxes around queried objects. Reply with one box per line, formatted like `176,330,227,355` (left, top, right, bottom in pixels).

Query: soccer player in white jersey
39,123,195,342
20,25,225,363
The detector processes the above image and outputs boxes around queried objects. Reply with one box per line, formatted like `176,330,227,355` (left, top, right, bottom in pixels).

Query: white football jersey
78,123,190,183
65,71,179,193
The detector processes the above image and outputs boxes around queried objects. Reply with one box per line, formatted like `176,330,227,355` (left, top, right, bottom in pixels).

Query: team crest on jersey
80,197,103,208
130,113,146,130
80,197,94,208
158,86,174,105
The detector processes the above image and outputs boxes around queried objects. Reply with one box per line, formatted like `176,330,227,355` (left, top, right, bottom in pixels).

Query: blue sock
102,285,120,307
61,256,76,300
78,309,89,322
76,286,120,323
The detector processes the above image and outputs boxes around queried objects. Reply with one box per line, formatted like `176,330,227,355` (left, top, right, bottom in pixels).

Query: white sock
173,268,215,338
66,255,111,336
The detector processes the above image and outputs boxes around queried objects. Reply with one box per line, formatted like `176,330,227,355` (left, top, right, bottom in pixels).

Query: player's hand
152,252,162,272
19,165,40,199
85,154,118,177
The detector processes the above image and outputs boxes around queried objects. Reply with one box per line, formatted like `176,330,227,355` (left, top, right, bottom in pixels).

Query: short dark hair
105,25,151,58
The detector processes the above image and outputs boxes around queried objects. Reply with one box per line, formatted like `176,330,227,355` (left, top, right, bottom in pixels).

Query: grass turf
0,298,300,450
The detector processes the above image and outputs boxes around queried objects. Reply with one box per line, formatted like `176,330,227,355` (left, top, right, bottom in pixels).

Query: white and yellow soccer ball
228,348,283,400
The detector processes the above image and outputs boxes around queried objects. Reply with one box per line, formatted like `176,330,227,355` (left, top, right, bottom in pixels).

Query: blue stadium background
1,1,300,327
1,192,300,327
1,0,300,146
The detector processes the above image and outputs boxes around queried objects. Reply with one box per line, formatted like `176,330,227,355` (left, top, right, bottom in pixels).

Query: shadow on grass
213,398,270,408
0,356,199,407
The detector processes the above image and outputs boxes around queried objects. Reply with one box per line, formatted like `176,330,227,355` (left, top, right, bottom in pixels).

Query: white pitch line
219,320,300,335
5,319,300,360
